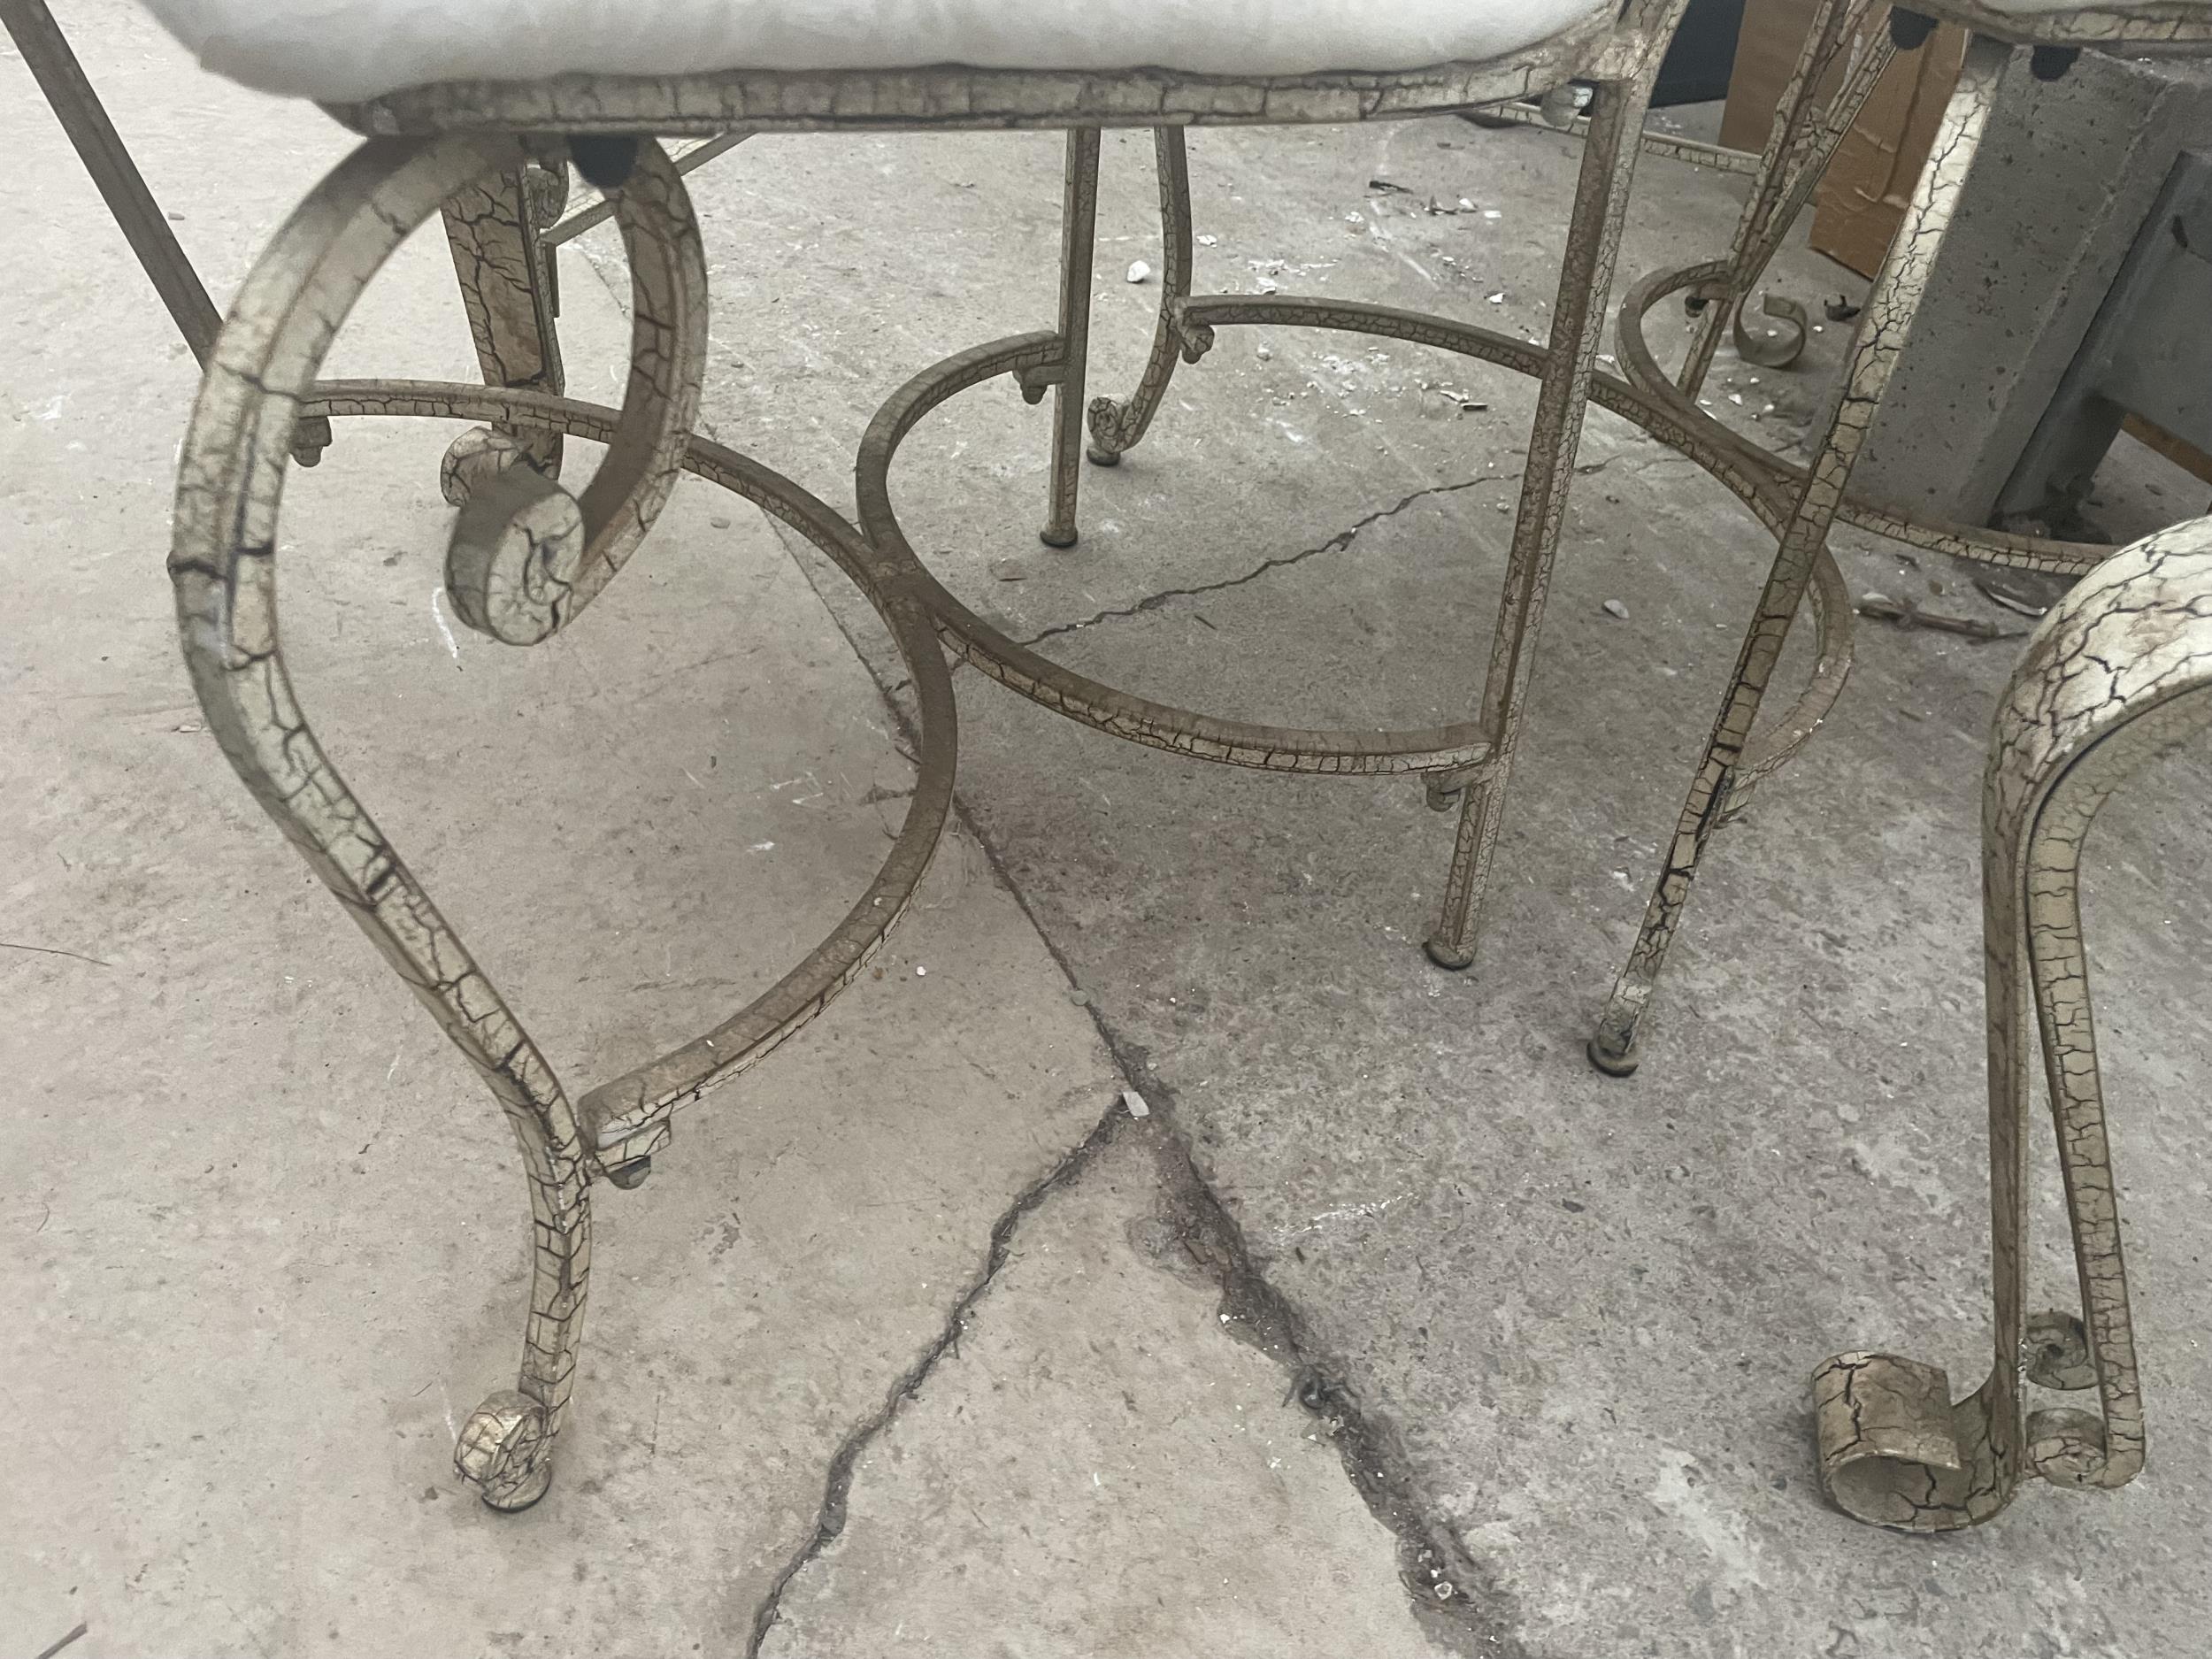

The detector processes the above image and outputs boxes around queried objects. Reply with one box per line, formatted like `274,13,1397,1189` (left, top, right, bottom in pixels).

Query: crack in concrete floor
27,42,2210,1653
537,111,2212,1659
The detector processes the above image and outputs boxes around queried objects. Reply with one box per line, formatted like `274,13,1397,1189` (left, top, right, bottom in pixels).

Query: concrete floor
6,7,2211,1657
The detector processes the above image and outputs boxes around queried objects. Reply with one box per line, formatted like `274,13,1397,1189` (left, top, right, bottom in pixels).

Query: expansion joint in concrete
1083,1029,1530,1659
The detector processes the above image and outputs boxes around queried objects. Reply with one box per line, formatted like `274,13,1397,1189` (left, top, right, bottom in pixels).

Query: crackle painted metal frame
847,0,1847,979
1815,513,2212,1531
1591,5,2212,1080
169,132,957,1509
348,0,1738,984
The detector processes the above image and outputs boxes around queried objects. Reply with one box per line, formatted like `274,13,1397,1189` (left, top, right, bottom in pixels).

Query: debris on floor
1855,593,2023,641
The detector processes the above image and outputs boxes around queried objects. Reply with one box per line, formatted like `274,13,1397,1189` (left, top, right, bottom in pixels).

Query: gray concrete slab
0,206,1125,1654
657,90,2212,1659
757,1125,1439,1659
8,6,2212,1658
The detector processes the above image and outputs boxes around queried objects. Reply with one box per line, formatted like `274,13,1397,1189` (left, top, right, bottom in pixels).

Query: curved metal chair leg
1087,127,1210,467
1813,514,2212,1531
1589,34,2008,1075
170,133,708,1509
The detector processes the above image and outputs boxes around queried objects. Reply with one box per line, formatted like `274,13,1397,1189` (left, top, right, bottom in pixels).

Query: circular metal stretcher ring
856,296,1854,788
1620,260,2116,580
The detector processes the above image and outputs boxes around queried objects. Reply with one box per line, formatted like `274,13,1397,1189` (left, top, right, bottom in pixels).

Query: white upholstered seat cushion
140,0,1621,104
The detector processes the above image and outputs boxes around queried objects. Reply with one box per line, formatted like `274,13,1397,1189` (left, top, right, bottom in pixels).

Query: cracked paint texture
441,158,568,480
1595,6,2212,1070
154,0,2212,1546
1816,512,2212,1530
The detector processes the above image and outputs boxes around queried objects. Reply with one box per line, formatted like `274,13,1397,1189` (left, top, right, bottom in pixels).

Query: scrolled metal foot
2029,1407,2121,1488
1084,307,1221,457
1812,1352,1986,1532
1085,129,1202,468
446,461,588,645
456,1390,557,1511
449,142,703,650
1812,514,2212,1532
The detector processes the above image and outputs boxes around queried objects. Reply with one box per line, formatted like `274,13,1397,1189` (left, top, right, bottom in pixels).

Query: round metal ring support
857,296,1855,788
860,331,1487,775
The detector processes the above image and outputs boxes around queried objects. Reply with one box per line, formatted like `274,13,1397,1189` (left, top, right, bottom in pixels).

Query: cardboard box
1721,4,1966,277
